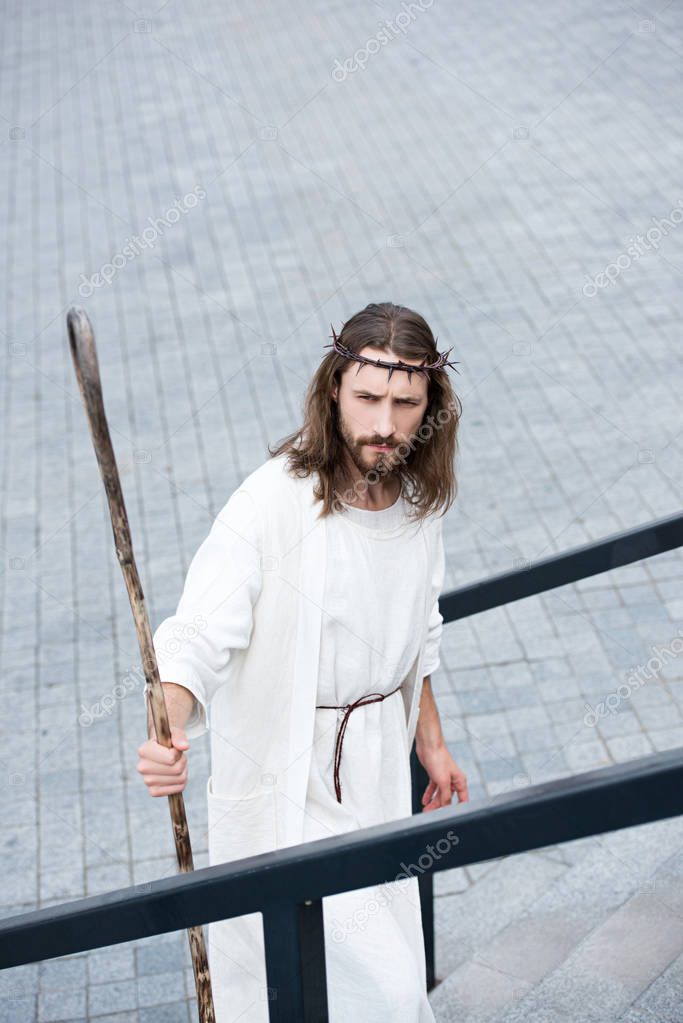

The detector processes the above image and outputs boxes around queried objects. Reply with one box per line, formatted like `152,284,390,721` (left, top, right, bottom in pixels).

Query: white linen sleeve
422,516,445,678
147,488,263,739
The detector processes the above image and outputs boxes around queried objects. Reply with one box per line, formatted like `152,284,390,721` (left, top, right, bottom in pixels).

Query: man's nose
373,405,396,438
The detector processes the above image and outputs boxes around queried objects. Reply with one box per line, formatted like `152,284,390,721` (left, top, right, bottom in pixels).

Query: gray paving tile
2,2,683,1019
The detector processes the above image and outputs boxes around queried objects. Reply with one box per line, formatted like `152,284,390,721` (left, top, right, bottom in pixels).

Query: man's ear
331,383,338,402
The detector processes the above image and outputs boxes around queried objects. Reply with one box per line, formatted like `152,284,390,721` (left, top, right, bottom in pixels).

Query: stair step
429,815,683,1022
617,948,683,1022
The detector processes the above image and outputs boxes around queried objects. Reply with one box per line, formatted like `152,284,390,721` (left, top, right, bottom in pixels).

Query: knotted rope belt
315,683,403,804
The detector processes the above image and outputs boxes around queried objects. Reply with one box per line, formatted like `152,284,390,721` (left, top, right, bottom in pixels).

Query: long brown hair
268,302,462,521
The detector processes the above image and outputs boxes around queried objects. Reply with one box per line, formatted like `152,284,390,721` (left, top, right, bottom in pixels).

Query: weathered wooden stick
66,306,215,1023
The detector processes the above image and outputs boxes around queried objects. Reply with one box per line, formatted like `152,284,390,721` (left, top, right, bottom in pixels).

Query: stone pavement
1,0,682,1020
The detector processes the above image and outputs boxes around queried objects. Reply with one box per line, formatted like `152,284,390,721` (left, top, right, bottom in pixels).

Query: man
137,301,468,1021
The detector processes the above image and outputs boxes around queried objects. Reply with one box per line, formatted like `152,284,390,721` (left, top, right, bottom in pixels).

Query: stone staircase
428,815,683,1022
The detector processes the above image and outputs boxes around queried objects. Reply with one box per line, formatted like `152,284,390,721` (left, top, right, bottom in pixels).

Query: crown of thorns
323,326,460,382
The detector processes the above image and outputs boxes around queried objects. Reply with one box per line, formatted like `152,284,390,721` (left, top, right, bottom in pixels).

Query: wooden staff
66,306,215,1022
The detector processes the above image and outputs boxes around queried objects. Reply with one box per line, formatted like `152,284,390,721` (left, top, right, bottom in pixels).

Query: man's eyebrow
351,388,422,400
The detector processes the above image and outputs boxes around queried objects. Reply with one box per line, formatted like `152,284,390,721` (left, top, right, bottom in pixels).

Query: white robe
303,492,441,1021
149,454,445,1022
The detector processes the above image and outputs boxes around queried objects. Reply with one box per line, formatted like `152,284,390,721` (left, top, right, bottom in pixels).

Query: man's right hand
137,726,190,797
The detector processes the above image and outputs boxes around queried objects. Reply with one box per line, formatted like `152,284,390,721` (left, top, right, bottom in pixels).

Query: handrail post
262,897,329,1021
411,742,436,990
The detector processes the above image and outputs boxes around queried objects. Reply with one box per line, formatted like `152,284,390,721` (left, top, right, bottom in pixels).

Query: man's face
331,345,430,478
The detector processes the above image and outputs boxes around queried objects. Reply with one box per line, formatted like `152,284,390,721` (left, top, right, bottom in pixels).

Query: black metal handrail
411,511,683,990
1,747,682,1018
1,510,681,1021
411,507,683,989
440,508,683,623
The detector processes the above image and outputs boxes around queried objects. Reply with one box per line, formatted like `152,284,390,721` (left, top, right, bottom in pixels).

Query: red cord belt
315,683,403,804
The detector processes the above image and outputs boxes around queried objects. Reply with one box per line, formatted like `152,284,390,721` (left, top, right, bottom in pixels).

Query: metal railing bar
438,510,683,623
1,746,681,969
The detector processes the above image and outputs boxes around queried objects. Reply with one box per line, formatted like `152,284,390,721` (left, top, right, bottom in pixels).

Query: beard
337,411,401,479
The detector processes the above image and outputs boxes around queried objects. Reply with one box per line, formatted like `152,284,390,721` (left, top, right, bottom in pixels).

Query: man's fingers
421,764,469,812
141,769,188,786
422,780,437,804
422,777,451,811
453,772,469,802
139,755,187,775
137,727,190,799
137,739,184,765
148,783,188,797
170,726,189,750
137,752,188,776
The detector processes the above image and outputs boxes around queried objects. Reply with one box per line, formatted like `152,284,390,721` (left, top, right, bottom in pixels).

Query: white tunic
149,456,446,1022
302,491,440,1022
